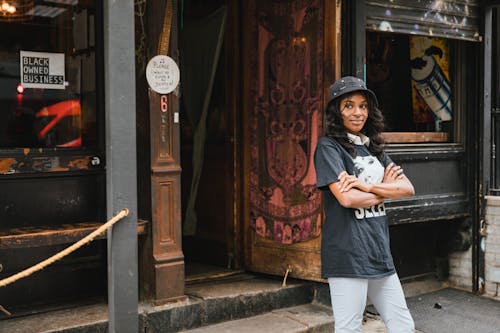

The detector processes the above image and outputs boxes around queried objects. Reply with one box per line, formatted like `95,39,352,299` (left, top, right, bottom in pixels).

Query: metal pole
476,5,494,294
103,0,138,332
354,0,366,81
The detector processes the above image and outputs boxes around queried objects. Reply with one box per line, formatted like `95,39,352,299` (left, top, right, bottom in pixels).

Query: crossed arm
328,163,415,209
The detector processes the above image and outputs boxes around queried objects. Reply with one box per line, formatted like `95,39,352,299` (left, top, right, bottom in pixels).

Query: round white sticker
146,55,180,94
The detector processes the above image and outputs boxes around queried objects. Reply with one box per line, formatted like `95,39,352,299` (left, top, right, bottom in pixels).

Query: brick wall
484,196,500,297
448,247,473,289
447,196,500,296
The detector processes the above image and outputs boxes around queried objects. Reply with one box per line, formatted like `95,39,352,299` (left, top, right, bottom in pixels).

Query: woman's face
339,92,369,134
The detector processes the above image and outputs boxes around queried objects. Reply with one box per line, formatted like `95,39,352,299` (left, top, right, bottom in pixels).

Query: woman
314,76,415,333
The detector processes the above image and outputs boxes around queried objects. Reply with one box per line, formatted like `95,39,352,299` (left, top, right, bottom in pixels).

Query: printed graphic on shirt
354,203,386,219
353,155,384,184
352,154,386,219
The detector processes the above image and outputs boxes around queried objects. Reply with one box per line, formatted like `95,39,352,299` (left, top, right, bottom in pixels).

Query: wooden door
242,0,341,281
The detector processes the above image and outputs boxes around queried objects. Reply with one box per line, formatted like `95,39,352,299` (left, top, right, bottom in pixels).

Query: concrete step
180,304,397,333
181,303,334,333
0,274,321,333
144,274,319,332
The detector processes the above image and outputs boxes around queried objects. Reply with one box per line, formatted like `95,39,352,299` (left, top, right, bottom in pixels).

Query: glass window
366,31,461,143
0,1,99,148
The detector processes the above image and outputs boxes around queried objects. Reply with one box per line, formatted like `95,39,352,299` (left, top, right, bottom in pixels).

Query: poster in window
409,37,452,125
20,51,65,90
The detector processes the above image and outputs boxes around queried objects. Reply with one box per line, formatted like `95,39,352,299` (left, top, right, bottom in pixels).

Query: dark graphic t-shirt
314,136,396,279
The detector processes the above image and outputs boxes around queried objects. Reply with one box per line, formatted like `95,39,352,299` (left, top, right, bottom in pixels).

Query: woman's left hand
383,163,404,183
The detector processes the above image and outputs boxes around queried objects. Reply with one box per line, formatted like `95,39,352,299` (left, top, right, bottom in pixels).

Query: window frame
343,0,477,146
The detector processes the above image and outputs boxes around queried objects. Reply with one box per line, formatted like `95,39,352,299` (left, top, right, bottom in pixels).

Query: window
366,32,459,143
359,0,481,144
0,1,99,148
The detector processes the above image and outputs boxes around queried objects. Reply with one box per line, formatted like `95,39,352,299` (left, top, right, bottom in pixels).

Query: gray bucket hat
328,76,378,106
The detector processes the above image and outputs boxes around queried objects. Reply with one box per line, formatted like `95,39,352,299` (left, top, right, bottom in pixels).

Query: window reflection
0,1,98,148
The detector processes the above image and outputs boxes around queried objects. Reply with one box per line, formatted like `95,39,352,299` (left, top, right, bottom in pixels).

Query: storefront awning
366,0,481,42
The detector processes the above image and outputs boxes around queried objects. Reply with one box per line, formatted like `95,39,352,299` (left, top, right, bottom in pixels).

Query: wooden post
148,0,185,304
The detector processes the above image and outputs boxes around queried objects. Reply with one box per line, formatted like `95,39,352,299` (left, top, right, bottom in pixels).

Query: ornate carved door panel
243,0,340,281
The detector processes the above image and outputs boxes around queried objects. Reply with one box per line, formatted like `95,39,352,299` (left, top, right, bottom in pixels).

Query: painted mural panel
248,0,323,245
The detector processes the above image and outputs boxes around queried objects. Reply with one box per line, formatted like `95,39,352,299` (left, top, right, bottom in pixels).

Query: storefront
0,0,109,313
155,0,488,293
0,0,497,321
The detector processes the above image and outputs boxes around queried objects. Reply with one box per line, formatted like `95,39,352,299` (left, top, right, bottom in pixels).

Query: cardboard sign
146,55,180,94
20,51,65,89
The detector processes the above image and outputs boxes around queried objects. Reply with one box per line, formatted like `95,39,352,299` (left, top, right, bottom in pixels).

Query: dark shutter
366,0,481,42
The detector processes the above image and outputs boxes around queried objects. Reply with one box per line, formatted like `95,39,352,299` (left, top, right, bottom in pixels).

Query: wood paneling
148,90,184,304
0,220,147,249
249,233,323,281
382,132,449,143
141,0,184,304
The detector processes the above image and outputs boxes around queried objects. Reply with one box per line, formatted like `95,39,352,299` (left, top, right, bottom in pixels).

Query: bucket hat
328,76,378,106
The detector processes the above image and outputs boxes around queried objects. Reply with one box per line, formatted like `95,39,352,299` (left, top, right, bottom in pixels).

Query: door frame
227,0,244,270
478,2,500,293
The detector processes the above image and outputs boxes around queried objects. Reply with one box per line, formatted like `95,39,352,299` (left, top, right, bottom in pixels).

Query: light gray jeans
328,273,415,333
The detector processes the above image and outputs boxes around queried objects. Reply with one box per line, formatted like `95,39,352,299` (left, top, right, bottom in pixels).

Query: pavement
406,287,500,333
364,287,500,333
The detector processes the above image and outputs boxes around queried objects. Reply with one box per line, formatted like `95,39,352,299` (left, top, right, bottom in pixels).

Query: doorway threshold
185,262,245,285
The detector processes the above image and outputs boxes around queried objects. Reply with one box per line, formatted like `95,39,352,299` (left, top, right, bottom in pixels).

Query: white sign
20,51,65,89
146,55,180,94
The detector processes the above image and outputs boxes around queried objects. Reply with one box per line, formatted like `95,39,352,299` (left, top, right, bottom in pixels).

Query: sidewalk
406,287,500,333
365,287,500,333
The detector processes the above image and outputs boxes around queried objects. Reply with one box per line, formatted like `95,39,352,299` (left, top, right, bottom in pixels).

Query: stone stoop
0,274,321,333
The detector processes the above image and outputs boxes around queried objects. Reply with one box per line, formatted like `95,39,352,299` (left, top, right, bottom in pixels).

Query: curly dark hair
324,91,385,159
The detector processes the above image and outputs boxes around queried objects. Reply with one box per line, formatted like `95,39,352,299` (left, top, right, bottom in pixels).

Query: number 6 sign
160,95,168,113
